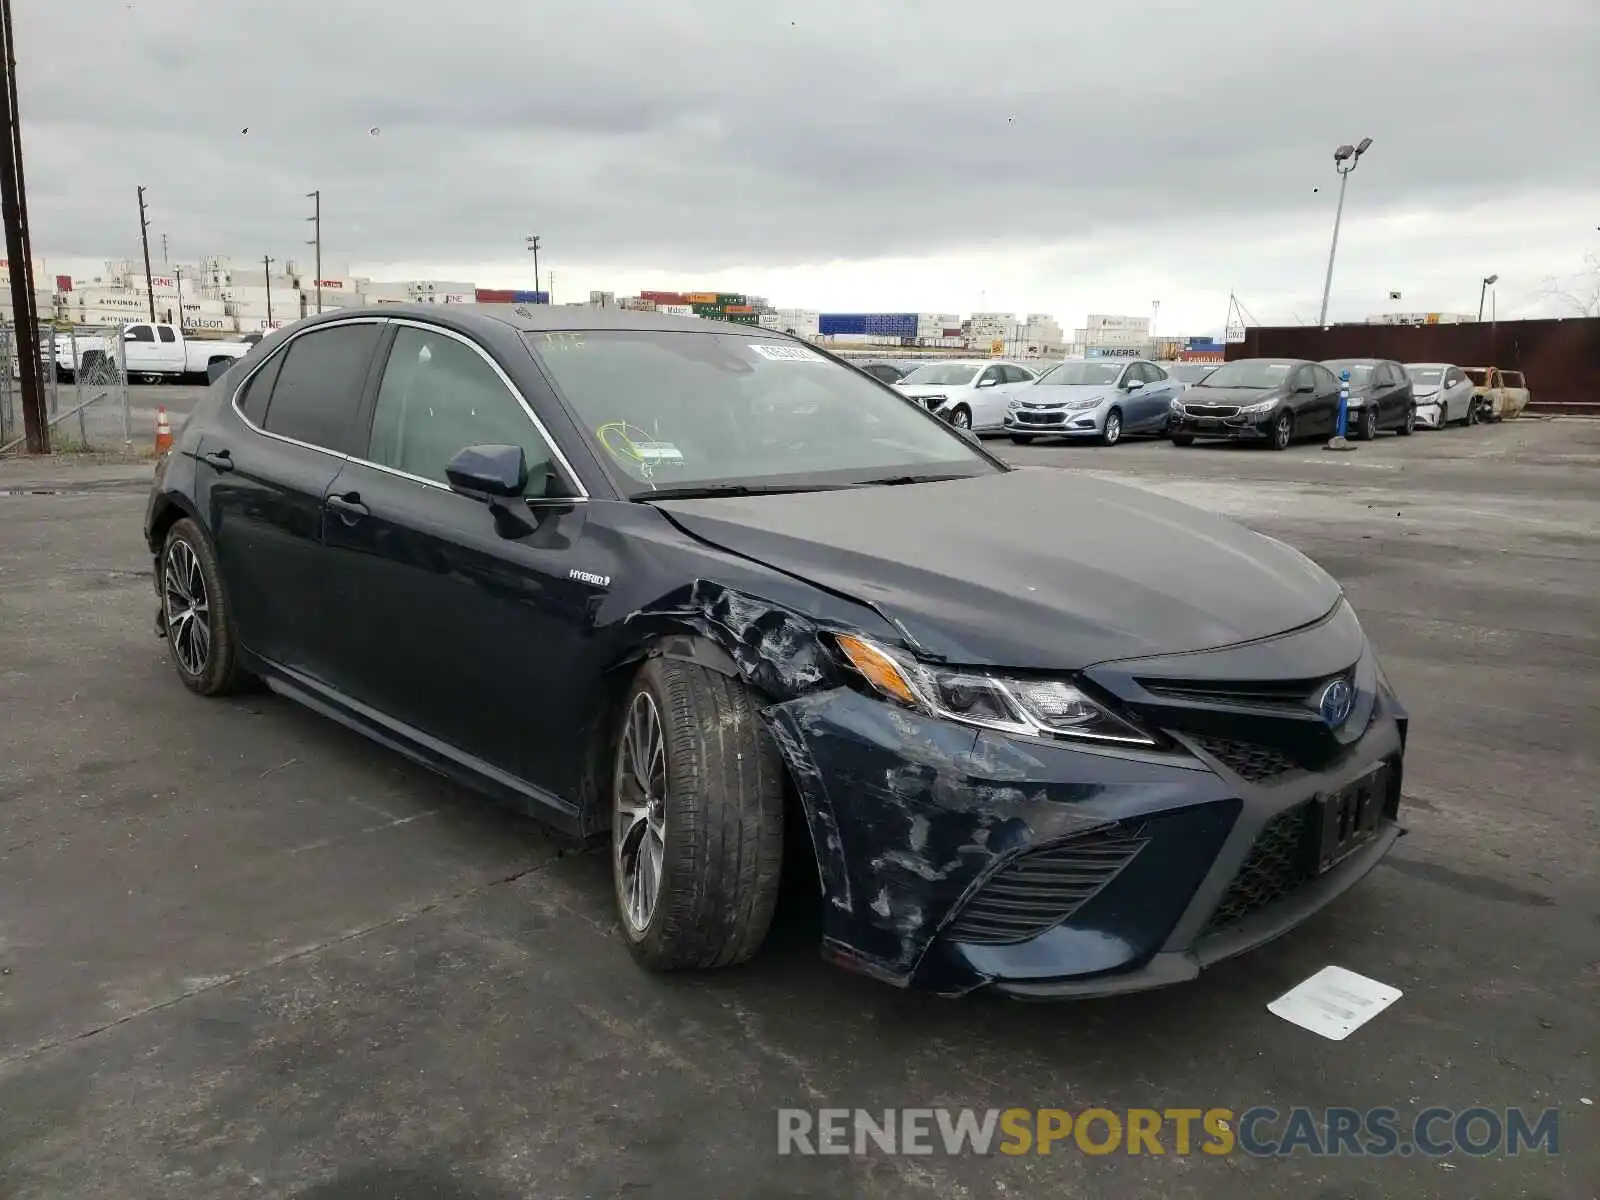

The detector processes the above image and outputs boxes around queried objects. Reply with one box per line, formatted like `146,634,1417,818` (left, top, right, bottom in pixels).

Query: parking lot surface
1,419,1595,1198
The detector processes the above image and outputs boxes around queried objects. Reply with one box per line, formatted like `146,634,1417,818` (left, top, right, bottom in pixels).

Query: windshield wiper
851,473,972,487
633,482,845,501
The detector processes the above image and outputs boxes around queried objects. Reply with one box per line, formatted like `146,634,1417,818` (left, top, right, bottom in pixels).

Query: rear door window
157,326,177,343
126,325,155,342
259,322,382,453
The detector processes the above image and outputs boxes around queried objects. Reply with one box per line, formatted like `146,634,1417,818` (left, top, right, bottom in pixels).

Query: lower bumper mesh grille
945,824,1148,946
1192,735,1298,782
1202,803,1314,933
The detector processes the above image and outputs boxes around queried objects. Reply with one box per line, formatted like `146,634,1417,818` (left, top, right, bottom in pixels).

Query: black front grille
1018,412,1064,425
1202,803,1314,934
1141,677,1322,710
1192,735,1298,782
945,824,1149,946
1183,404,1240,417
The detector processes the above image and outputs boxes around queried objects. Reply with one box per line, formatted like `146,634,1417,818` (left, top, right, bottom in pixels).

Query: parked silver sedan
1405,363,1479,428
1004,358,1180,446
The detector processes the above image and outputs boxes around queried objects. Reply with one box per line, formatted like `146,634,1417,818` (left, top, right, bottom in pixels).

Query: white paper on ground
1268,966,1402,1041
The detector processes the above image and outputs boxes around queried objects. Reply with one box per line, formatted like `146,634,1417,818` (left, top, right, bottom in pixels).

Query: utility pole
306,190,321,313
137,185,156,322
263,254,274,325
172,265,183,329
0,0,47,452
161,231,168,264
1478,273,1498,322
525,234,541,300
1317,137,1373,326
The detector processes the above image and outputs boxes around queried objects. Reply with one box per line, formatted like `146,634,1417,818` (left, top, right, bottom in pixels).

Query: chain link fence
1,323,132,455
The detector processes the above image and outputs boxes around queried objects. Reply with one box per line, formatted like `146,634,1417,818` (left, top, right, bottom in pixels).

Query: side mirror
975,377,998,388
124,331,139,342
1125,379,1145,392
445,444,534,500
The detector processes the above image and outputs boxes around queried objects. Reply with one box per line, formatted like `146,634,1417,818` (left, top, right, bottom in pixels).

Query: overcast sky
19,0,1600,333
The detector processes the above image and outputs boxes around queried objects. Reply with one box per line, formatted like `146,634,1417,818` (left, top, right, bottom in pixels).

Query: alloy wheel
614,691,668,935
1362,409,1377,441
950,407,972,430
1104,412,1122,445
1274,413,1292,449
163,540,210,676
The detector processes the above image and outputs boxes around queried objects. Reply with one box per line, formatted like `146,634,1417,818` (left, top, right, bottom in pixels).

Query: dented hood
655,468,1341,671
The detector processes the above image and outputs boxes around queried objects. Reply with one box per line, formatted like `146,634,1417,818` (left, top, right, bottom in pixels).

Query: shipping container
640,290,687,304
726,313,759,326
723,305,753,314
716,294,746,307
657,304,696,317
510,290,549,304
179,314,240,334
685,293,718,304
475,288,516,303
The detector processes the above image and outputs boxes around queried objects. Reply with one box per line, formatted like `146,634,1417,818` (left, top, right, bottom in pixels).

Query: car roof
298,302,773,337
1230,357,1313,365
1322,357,1390,365
1405,362,1454,369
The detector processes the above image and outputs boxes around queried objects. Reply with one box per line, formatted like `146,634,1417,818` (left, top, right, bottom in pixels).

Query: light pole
1478,273,1498,322
1317,136,1373,326
525,234,541,300
263,254,274,326
306,190,322,314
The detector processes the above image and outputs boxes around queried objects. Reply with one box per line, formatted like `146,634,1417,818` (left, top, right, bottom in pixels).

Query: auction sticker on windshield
750,344,823,362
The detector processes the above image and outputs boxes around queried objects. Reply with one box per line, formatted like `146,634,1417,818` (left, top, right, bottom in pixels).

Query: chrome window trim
228,315,590,501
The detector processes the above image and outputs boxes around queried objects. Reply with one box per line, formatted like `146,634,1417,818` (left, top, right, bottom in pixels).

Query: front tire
1170,435,1195,447
1357,407,1378,441
1467,400,1482,426
1270,410,1294,451
612,658,785,971
946,405,972,431
1099,408,1123,447
160,518,247,696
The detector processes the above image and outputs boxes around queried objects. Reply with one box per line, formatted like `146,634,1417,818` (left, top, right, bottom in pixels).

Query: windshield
527,331,998,497
1038,362,1123,386
899,363,979,386
1324,361,1374,384
1407,367,1444,387
1169,364,1215,383
1197,361,1293,389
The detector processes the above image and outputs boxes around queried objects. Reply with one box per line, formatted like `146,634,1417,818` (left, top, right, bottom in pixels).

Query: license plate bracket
1198,417,1219,430
1314,767,1387,873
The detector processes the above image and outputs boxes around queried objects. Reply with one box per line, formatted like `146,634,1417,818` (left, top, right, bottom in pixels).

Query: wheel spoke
614,690,670,934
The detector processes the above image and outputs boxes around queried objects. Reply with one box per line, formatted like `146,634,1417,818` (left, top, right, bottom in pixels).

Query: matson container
657,304,696,316
180,314,239,334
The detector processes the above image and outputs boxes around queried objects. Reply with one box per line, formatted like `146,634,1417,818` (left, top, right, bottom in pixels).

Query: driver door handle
326,492,369,521
200,449,233,472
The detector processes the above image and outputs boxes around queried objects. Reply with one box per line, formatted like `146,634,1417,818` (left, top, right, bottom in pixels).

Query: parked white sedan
1405,363,1479,429
893,360,1040,432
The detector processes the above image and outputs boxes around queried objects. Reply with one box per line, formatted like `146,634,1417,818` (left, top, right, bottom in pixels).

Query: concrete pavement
0,419,1595,1198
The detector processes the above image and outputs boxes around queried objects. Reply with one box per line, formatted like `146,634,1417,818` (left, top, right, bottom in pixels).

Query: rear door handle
200,449,233,472
326,492,369,521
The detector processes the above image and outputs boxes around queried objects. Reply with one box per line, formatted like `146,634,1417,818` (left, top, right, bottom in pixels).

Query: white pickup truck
55,321,253,384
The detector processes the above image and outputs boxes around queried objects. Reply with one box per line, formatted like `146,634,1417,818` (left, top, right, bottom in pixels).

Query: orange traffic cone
153,407,173,454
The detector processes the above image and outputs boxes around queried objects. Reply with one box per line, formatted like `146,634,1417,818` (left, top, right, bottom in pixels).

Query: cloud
17,0,1599,327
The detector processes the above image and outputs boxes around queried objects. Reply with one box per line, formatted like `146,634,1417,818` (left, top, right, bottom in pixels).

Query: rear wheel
1269,410,1294,451
160,519,247,696
612,658,785,971
1467,400,1482,426
1099,408,1123,447
1170,435,1195,448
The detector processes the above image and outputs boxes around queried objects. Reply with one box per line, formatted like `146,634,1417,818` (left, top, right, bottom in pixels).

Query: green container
692,305,725,316
727,312,759,325
716,294,746,306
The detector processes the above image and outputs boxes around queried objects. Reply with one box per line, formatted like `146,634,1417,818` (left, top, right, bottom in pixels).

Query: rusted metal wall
1227,318,1600,412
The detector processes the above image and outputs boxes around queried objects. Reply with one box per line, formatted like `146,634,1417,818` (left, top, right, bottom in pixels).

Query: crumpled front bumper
762,622,1408,997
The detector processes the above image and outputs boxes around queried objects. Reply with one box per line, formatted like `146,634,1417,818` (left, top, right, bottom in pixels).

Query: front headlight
1065,395,1104,411
1237,400,1276,416
835,635,1156,745
1169,397,1184,413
